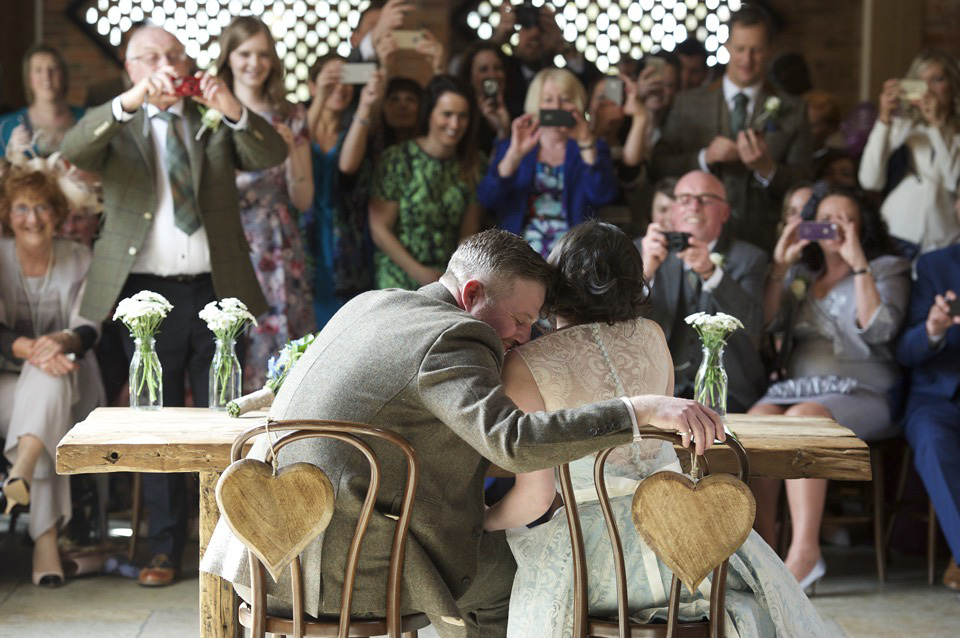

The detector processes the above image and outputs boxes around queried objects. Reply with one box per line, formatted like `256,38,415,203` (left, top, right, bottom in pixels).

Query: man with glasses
638,170,768,413
61,24,287,587
653,5,812,254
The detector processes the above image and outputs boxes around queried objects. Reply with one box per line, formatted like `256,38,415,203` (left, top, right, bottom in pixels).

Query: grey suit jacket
201,283,633,619
640,235,769,411
653,83,812,254
60,100,287,321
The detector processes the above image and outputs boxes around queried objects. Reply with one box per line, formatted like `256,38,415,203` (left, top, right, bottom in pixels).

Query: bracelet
577,139,596,151
852,266,873,276
352,114,370,127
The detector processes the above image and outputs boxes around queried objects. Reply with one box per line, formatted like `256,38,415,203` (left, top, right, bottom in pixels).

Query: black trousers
119,273,234,564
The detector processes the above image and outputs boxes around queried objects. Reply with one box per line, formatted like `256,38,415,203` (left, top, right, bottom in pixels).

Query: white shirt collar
722,74,762,107
145,100,185,119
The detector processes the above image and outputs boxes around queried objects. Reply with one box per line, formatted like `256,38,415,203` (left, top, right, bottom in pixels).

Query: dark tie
153,110,201,235
685,268,702,308
730,92,749,135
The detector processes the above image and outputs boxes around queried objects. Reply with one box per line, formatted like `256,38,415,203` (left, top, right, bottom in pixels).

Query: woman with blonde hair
215,16,315,392
859,48,960,253
478,68,618,257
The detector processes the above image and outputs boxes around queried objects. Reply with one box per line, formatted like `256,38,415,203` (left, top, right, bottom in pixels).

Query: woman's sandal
2,477,30,515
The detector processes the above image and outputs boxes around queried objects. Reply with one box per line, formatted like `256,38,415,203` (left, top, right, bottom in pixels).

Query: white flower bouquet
199,298,257,407
114,291,173,407
226,333,317,417
684,312,744,416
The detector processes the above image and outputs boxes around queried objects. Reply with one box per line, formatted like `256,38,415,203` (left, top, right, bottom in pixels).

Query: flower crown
3,143,101,215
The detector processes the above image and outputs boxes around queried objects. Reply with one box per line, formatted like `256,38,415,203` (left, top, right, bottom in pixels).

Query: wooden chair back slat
250,557,267,636
560,428,751,638
226,419,421,638
291,557,304,638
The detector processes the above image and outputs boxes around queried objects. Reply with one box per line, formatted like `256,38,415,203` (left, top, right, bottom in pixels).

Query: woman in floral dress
216,17,315,392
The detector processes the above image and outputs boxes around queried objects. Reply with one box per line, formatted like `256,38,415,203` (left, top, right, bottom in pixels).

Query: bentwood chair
219,419,430,638
560,428,753,638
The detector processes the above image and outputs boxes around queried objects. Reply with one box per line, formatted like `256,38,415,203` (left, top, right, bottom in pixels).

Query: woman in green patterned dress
368,75,483,290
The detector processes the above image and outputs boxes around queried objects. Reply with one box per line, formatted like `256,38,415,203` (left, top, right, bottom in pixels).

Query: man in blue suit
897,244,960,590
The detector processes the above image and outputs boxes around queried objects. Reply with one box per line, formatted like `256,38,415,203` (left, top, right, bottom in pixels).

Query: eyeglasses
128,50,189,67
11,203,54,219
675,193,727,208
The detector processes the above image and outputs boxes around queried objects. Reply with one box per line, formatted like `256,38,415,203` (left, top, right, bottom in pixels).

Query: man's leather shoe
138,554,178,587
944,557,960,591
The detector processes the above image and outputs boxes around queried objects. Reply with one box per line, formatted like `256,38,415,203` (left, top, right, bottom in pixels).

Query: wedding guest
675,38,709,91
0,160,103,587
216,16,316,392
637,170,768,413
650,176,678,230
0,44,84,157
858,49,960,252
654,5,813,254
60,25,286,586
491,220,827,637
456,41,518,155
750,186,910,588
369,75,483,289
478,68,617,257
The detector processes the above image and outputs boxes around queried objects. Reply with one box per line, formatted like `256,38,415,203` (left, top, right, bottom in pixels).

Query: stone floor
1,513,958,637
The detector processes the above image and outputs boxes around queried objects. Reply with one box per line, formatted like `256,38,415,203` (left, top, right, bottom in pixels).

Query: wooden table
56,408,871,637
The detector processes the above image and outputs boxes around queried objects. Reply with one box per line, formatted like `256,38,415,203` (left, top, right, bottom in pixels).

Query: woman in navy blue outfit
477,68,618,257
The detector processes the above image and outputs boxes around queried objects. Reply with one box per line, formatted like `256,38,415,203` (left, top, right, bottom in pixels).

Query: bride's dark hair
547,220,650,325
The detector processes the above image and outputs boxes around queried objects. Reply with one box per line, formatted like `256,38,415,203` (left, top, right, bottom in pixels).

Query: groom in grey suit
638,170,768,413
202,230,723,637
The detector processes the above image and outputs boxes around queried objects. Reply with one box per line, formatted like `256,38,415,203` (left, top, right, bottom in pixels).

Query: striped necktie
153,110,201,235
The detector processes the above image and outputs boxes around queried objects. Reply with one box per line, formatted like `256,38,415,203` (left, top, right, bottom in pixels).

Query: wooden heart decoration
216,459,335,581
631,472,755,593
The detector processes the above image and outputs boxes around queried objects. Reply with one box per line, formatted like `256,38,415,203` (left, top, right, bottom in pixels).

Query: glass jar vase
129,337,163,410
694,343,728,417
209,338,241,410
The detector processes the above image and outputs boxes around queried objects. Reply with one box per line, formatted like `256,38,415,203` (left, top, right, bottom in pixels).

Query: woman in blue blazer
477,68,618,257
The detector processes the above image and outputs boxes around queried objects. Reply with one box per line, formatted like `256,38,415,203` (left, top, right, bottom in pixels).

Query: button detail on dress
128,246,138,256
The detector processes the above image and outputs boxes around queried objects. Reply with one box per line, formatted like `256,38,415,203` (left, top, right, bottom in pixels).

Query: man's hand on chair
628,396,725,456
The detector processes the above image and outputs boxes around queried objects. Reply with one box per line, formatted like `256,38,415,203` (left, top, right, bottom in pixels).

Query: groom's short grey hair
446,229,553,299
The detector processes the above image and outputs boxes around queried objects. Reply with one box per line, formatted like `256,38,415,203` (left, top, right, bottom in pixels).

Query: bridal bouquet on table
226,333,317,417
199,298,257,409
684,311,744,418
114,291,173,410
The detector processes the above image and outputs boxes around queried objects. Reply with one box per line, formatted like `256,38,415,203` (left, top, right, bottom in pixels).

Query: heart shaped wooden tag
216,459,335,581
631,472,755,593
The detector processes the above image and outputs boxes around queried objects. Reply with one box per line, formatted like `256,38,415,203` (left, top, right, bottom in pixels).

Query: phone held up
602,77,624,105
173,76,202,97
340,63,377,85
795,221,839,241
516,3,539,29
539,109,575,128
482,78,500,99
947,297,960,317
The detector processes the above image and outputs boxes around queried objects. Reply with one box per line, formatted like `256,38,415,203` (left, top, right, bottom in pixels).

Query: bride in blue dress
487,220,827,637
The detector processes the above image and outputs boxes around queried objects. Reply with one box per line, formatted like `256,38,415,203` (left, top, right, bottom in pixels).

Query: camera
516,3,539,29
172,76,202,97
663,231,691,252
482,78,500,99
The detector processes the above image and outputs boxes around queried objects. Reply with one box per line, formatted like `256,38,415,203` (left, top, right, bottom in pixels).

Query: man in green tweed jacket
60,25,286,587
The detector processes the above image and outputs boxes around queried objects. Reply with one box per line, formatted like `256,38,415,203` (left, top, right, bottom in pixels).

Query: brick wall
3,1,958,114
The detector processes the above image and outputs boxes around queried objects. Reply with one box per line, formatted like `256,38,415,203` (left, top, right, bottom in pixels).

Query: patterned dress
371,140,476,290
236,104,315,393
505,318,828,638
523,162,568,258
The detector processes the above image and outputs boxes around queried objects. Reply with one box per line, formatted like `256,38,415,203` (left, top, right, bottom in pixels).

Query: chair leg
128,473,142,562
928,502,937,586
883,445,913,550
95,474,110,543
871,448,886,584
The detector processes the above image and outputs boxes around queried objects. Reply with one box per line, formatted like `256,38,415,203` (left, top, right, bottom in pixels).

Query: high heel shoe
797,557,826,595
32,569,64,588
2,477,30,515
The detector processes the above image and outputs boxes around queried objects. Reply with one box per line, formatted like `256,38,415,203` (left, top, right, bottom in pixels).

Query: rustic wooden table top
57,408,871,481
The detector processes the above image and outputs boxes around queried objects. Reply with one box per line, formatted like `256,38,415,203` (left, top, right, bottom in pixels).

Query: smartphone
482,78,500,99
602,77,624,105
662,231,691,252
898,79,928,101
516,3,539,29
393,29,423,49
796,221,839,241
948,297,960,317
539,109,576,128
645,56,666,78
172,76,202,97
340,63,377,85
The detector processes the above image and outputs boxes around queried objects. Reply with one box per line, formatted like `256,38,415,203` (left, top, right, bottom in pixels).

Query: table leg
199,470,237,638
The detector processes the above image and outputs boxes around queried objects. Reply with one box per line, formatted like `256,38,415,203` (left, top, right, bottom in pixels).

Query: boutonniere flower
755,96,782,132
195,106,224,141
790,278,807,300
709,252,725,270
